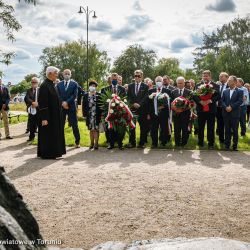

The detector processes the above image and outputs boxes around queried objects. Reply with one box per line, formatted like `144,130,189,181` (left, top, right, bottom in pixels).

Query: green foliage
39,40,111,89
154,57,184,80
10,80,30,94
193,17,250,82
112,44,157,84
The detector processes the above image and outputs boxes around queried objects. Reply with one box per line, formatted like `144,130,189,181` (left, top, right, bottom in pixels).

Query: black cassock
37,78,66,159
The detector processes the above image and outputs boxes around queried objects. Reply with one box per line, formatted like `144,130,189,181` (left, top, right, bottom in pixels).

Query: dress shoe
107,145,114,150
208,145,214,150
137,144,145,149
233,147,238,151
94,146,99,150
119,146,124,150
6,136,13,139
89,145,94,149
126,143,136,148
75,144,80,148
27,138,34,142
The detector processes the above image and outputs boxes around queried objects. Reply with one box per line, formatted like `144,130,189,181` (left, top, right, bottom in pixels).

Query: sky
0,0,249,84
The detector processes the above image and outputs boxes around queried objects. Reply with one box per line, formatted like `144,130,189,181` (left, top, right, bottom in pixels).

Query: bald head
63,69,71,81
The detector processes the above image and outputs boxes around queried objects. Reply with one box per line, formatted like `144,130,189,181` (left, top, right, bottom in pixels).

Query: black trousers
62,109,80,144
129,114,148,146
109,129,125,147
224,115,239,149
197,112,215,146
150,113,169,146
28,114,38,139
173,111,190,146
216,107,225,142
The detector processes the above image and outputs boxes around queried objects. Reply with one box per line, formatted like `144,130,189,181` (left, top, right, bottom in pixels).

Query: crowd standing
0,67,249,159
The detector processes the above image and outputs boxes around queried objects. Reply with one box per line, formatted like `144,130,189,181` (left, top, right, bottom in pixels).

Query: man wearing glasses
127,70,149,148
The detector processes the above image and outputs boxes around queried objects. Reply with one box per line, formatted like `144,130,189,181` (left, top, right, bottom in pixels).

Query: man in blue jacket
57,69,80,148
221,75,243,151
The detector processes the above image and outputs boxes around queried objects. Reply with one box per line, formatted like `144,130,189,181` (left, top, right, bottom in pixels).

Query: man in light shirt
237,78,249,136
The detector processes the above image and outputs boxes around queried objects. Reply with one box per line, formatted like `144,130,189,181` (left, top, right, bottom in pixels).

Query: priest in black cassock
37,66,66,159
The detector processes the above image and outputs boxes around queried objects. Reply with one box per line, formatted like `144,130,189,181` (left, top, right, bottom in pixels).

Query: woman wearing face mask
148,76,172,148
82,81,102,149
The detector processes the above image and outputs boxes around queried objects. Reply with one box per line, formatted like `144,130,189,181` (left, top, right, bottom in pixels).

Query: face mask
112,80,118,86
89,86,96,92
156,82,162,88
64,75,71,81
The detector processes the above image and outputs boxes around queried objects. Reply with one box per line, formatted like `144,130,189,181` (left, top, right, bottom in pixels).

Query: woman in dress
82,81,102,149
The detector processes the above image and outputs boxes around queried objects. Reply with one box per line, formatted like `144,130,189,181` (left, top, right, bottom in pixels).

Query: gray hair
176,76,185,83
46,66,60,77
155,76,163,82
31,77,39,83
237,78,244,84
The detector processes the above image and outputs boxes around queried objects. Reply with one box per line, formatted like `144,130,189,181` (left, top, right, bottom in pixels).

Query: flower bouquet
193,83,215,112
149,92,170,113
171,96,191,113
100,91,135,134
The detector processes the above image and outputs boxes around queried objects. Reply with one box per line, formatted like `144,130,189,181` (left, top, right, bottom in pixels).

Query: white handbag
28,88,39,115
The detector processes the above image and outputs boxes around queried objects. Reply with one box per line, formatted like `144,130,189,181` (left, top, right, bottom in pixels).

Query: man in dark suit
57,69,80,148
148,76,171,147
216,72,229,143
0,79,12,140
101,73,126,150
193,70,220,149
127,70,149,148
24,77,39,142
163,75,175,91
221,75,243,151
171,77,192,147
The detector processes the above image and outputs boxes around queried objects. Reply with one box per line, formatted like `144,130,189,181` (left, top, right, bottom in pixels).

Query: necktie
65,81,68,90
179,89,182,96
135,83,139,95
221,84,225,97
113,86,117,94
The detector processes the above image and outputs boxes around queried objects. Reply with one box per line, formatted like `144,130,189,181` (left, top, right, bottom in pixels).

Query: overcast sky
0,0,249,84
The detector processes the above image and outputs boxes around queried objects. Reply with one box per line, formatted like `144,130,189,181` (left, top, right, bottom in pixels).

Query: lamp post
78,6,97,90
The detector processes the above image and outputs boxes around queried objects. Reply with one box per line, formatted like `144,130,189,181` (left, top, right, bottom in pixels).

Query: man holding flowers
193,70,220,149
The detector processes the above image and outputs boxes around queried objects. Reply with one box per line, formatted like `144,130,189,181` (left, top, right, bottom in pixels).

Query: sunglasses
31,82,38,83
134,75,141,78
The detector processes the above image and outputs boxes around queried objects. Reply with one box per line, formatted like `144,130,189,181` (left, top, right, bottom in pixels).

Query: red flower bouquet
171,96,191,113
194,83,215,112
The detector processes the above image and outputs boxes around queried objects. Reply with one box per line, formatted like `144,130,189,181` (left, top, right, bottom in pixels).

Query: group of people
1,66,249,159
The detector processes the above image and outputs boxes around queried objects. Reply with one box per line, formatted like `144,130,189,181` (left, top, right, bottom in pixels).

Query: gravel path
0,123,250,250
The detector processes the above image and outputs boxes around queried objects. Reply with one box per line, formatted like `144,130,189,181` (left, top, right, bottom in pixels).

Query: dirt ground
0,123,250,250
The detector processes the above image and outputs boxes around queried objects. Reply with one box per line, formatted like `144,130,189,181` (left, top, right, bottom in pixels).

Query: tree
0,0,36,64
112,44,157,84
193,17,250,82
154,57,184,80
39,40,110,88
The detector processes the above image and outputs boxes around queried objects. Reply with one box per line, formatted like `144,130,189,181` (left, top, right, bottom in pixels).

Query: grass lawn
62,120,250,151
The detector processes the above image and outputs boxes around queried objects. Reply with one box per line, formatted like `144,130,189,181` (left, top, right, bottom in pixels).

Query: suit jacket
148,88,171,117
127,82,149,115
221,88,243,119
0,85,10,110
193,81,220,114
82,92,102,127
164,85,175,92
101,85,126,97
57,80,78,111
24,88,39,109
217,82,229,107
